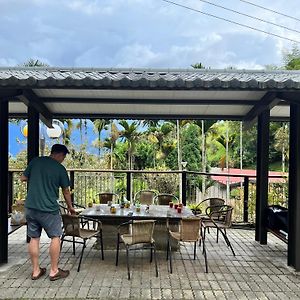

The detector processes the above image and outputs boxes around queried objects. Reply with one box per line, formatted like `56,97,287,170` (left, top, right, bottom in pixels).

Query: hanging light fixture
21,124,28,137
46,120,64,139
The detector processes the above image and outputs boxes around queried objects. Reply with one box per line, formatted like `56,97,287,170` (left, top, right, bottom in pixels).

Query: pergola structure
0,67,299,270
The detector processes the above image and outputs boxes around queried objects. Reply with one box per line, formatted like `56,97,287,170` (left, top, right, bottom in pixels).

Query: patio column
288,103,300,270
27,105,40,162
0,99,9,264
255,109,270,244
26,106,39,243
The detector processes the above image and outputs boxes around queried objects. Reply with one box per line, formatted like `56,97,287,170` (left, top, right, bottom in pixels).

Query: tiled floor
0,227,299,299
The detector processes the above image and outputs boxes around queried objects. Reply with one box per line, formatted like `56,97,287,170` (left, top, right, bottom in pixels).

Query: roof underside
1,68,298,120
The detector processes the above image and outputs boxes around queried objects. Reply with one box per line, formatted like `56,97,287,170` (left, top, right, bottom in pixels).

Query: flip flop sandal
31,267,46,280
49,268,70,281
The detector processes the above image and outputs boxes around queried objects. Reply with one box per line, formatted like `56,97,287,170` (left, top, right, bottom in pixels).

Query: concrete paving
0,226,299,299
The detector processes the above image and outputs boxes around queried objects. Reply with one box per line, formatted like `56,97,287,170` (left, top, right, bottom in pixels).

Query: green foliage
283,45,300,70
135,141,155,169
181,124,201,171
191,62,205,69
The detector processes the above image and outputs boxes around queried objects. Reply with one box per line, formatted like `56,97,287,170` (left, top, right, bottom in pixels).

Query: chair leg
202,239,208,273
194,241,197,260
216,228,219,243
77,240,86,272
116,233,120,266
202,228,206,254
224,233,235,256
166,237,169,261
169,239,173,274
126,246,130,280
73,237,76,255
220,228,236,256
150,247,153,263
153,243,158,277
100,229,104,260
60,234,65,251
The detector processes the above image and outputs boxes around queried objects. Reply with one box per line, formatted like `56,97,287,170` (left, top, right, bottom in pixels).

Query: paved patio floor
0,226,299,299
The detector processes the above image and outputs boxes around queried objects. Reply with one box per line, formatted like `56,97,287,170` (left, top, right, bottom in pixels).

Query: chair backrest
58,200,68,215
202,198,225,215
98,192,118,204
61,214,81,237
154,194,178,205
134,190,157,205
180,218,201,241
222,205,233,227
131,220,156,244
210,205,233,228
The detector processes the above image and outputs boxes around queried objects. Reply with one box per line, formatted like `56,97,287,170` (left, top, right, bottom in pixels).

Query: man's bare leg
49,237,61,277
28,237,41,276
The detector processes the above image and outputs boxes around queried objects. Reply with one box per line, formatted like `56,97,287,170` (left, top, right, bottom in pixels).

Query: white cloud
66,0,113,15
0,0,299,68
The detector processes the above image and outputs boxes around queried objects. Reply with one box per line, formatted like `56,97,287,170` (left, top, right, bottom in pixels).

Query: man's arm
62,187,76,215
20,174,28,182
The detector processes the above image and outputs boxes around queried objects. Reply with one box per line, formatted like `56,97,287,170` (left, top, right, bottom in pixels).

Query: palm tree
119,120,140,169
92,119,110,156
274,123,289,172
103,122,120,169
147,122,174,167
194,120,217,196
60,119,74,146
21,59,49,67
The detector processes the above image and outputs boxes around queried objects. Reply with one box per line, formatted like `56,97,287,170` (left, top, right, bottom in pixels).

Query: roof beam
243,92,280,129
277,92,300,104
10,97,259,105
0,89,22,100
17,90,53,128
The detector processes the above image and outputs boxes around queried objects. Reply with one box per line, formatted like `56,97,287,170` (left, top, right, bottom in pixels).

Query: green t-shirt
24,156,70,213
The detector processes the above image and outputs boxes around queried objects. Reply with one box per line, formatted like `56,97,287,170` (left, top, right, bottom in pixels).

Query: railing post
243,176,249,223
70,170,75,205
182,171,187,205
126,171,131,202
8,171,13,214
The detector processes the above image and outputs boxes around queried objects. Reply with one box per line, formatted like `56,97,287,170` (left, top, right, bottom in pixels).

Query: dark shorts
25,208,62,238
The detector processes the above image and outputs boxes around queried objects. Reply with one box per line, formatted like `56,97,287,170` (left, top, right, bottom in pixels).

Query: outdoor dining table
80,204,195,250
80,204,194,221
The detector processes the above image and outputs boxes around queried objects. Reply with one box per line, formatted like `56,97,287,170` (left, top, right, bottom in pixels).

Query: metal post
255,110,270,244
0,99,9,264
181,171,187,205
8,171,13,214
288,104,300,270
243,176,249,223
70,171,75,205
27,105,39,162
126,172,131,202
27,105,39,243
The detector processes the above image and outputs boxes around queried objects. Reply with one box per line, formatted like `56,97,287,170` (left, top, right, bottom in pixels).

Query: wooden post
0,99,9,263
255,110,270,244
243,176,249,223
288,104,300,270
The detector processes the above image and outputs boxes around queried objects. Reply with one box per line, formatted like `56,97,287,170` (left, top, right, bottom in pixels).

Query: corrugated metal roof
1,68,300,90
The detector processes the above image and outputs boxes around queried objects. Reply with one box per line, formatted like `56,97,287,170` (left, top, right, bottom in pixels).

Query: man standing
21,144,75,281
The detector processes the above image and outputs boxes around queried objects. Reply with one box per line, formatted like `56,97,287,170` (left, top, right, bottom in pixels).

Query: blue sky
0,0,299,69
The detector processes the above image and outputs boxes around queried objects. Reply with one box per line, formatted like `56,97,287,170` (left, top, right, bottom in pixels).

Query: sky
9,120,110,156
1,0,300,69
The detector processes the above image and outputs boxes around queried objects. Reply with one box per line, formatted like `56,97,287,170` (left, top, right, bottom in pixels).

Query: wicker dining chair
98,192,119,204
60,214,104,272
167,217,208,273
154,193,179,205
202,205,235,256
194,197,225,216
115,220,158,280
133,190,158,205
